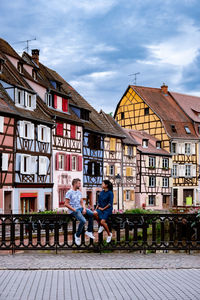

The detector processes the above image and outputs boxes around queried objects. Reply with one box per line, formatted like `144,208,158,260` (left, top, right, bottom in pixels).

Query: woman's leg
100,219,111,236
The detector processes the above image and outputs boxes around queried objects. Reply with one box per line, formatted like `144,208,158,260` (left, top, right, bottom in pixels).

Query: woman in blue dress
95,180,113,243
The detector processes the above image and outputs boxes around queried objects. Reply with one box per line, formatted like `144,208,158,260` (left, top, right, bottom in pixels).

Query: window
142,139,148,148
185,143,191,155
149,157,155,168
127,146,133,156
126,190,130,201
58,154,65,170
38,125,50,143
81,109,90,121
149,195,155,206
39,156,47,175
59,188,68,206
185,126,191,134
149,176,156,187
171,124,176,132
24,92,36,109
156,141,161,149
172,165,178,177
88,161,100,176
126,167,133,176
62,98,68,112
56,123,63,136
45,93,53,107
110,165,115,176
19,121,34,140
17,62,23,73
171,142,177,154
72,156,77,171
121,112,124,120
162,177,169,187
88,134,101,150
20,155,36,174
70,125,76,139
162,158,169,169
144,107,149,115
185,165,191,177
32,70,37,80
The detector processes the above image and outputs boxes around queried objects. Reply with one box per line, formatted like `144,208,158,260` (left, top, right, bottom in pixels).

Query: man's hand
98,207,104,211
82,208,86,215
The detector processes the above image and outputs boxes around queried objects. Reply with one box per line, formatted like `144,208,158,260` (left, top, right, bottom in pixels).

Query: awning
20,193,37,198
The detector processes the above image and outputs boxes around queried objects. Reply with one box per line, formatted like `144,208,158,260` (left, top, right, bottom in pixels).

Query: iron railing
0,213,199,253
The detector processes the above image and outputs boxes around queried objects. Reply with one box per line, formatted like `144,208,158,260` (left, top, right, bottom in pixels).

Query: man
65,178,96,246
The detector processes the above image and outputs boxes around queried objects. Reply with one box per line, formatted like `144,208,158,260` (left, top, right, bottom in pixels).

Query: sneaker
85,231,95,239
106,233,112,243
98,226,104,234
74,234,81,246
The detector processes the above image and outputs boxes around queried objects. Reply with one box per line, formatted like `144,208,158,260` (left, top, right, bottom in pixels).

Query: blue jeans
71,208,94,237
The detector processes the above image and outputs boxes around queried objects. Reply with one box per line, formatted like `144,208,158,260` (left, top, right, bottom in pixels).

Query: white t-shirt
65,189,82,213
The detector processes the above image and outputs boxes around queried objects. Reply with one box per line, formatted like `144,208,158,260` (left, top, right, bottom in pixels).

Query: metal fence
0,213,199,253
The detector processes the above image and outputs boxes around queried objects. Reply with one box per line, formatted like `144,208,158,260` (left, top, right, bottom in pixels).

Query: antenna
128,72,140,85
13,37,36,53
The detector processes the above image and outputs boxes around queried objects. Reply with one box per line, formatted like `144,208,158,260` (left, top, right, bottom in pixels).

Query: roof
126,129,171,156
115,85,198,140
170,91,200,123
0,38,21,59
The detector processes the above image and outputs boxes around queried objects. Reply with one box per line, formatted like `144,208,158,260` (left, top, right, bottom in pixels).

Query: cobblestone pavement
0,269,200,300
0,252,200,270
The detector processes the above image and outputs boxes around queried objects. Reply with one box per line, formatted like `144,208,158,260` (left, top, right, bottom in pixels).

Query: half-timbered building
0,38,53,213
114,84,199,206
100,111,138,210
127,129,172,210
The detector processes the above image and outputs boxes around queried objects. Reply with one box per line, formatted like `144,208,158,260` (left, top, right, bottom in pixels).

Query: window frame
58,154,65,170
162,177,169,188
148,195,155,206
149,176,156,187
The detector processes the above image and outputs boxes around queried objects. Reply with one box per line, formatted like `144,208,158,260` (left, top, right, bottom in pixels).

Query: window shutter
24,92,28,107
65,154,70,171
56,123,63,136
126,167,129,176
123,191,126,201
31,156,37,174
191,143,196,155
32,94,36,109
156,195,159,206
156,157,159,168
2,153,9,171
19,121,24,137
95,163,100,176
0,116,4,133
46,127,50,143
130,190,134,201
70,125,76,139
39,156,47,175
69,154,72,171
106,165,109,176
54,95,57,109
78,156,82,171
169,158,172,169
169,177,173,187
30,123,34,140
62,98,68,112
55,153,59,170
88,161,92,175
124,146,128,155
192,165,196,177
145,156,149,167
115,166,118,176
181,143,185,154
38,125,41,141
145,176,149,187
20,155,25,174
110,138,116,151
14,88,18,103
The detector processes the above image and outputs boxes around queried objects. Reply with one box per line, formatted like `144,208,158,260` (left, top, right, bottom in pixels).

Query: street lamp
115,173,121,210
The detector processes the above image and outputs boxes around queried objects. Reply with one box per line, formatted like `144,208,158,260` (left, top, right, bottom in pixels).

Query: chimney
161,83,168,94
32,49,40,65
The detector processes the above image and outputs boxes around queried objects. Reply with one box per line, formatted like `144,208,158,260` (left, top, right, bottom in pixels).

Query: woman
95,180,113,243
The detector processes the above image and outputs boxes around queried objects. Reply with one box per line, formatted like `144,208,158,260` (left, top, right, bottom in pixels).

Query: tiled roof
127,129,171,155
170,91,200,123
0,38,21,59
115,85,198,140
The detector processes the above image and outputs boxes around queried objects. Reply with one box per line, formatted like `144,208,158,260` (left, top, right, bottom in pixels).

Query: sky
1,0,200,114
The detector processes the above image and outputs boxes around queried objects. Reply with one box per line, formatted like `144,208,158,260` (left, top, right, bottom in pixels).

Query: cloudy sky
1,0,200,113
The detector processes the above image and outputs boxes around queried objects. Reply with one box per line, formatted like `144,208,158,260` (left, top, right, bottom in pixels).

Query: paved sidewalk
0,252,200,270
0,269,199,300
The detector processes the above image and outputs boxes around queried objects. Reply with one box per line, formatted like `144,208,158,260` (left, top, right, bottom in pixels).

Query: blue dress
96,190,113,220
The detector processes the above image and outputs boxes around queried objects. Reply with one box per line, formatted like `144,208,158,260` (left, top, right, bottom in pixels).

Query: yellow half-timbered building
114,84,199,206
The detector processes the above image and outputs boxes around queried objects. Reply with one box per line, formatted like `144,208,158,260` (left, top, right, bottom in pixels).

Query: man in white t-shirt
65,178,96,246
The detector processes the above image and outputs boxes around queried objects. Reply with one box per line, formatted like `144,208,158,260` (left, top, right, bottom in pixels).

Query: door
183,189,193,206
173,189,178,206
4,191,12,214
21,197,36,213
86,191,93,208
45,194,52,211
163,195,170,209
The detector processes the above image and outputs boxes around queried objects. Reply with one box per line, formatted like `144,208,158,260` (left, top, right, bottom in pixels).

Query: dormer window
54,95,68,112
171,124,176,132
142,139,148,148
144,107,149,115
32,69,37,80
17,62,23,73
156,141,161,149
184,126,191,134
45,93,53,107
15,88,36,110
81,109,89,121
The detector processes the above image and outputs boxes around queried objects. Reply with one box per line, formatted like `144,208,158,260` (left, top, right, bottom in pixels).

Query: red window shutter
69,154,72,171
62,98,68,112
70,125,76,139
56,123,63,136
65,154,70,171
54,95,57,109
56,153,59,170
78,156,82,171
